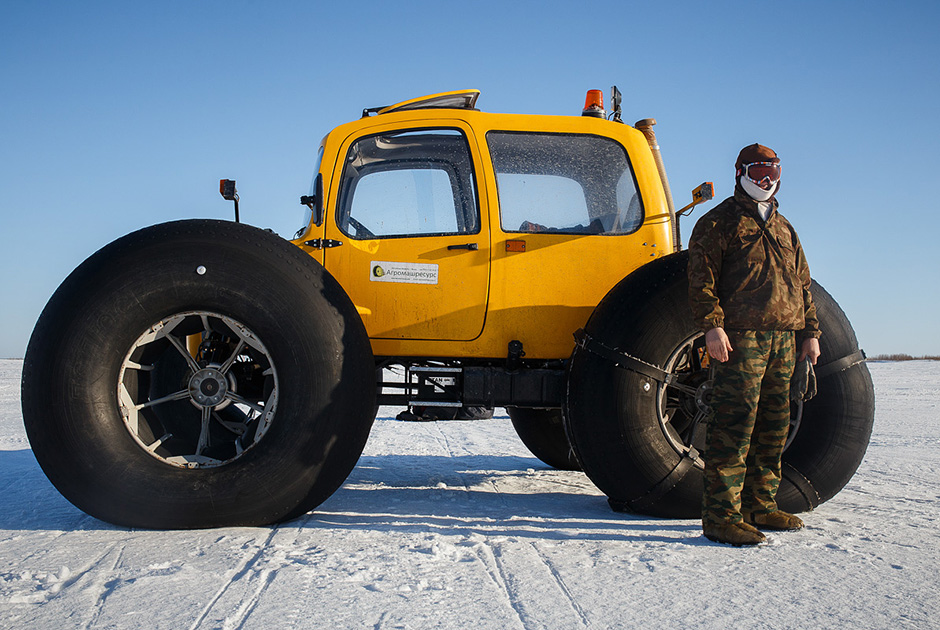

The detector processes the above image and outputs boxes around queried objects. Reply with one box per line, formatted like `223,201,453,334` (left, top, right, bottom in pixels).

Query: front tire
22,220,376,529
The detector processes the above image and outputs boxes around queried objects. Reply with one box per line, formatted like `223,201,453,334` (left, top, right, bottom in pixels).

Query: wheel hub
188,367,232,408
694,379,713,415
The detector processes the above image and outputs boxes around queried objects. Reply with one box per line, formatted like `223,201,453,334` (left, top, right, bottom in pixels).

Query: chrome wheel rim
118,311,279,468
656,332,803,468
657,333,710,467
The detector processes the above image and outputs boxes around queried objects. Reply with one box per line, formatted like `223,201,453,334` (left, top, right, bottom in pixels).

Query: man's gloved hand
790,357,817,402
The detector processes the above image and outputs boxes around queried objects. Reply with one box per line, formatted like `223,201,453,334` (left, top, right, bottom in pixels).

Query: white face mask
740,175,777,202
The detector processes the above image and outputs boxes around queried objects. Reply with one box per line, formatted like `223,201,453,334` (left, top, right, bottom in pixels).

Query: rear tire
507,408,581,471
22,220,376,529
565,251,873,518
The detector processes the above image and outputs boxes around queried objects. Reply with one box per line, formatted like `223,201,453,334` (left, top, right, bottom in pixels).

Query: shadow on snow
0,449,704,543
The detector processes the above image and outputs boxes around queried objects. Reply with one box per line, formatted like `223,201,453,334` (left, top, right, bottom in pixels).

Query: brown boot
735,521,767,540
703,522,765,546
745,510,804,531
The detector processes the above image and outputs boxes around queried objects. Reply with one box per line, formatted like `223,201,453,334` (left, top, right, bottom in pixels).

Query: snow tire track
430,422,513,508
80,543,126,630
52,543,120,600
473,538,592,630
222,567,277,630
188,527,280,630
529,542,590,628
427,422,475,497
15,530,69,565
431,422,473,459
473,541,529,630
372,610,389,630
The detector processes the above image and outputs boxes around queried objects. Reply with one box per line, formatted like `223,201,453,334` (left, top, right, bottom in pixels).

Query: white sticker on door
370,261,439,285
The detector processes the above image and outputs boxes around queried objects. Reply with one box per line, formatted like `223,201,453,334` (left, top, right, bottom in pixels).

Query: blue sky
2,0,939,358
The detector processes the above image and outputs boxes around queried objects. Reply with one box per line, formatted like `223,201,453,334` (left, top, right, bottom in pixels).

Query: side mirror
219,179,240,222
220,179,237,201
676,182,714,217
692,181,714,205
300,174,323,226
674,182,714,251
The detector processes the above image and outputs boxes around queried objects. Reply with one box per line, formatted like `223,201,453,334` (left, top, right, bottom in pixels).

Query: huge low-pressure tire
22,219,376,529
507,408,581,471
564,251,874,518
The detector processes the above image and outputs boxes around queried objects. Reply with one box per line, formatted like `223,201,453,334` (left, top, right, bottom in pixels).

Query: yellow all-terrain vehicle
22,89,874,528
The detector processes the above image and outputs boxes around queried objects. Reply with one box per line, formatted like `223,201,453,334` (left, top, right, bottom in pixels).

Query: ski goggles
742,161,781,184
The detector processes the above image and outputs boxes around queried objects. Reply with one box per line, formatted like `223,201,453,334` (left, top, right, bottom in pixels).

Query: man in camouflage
688,143,821,546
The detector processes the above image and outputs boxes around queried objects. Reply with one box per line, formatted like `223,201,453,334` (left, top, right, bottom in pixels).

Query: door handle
447,243,478,251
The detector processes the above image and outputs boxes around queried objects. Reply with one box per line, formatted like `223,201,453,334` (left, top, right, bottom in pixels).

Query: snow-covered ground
1,359,937,629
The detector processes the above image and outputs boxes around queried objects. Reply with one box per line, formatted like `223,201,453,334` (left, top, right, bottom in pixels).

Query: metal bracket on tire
782,461,821,510
609,446,701,514
815,348,867,381
573,328,673,384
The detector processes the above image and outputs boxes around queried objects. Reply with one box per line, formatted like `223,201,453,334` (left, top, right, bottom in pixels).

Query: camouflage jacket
687,187,821,338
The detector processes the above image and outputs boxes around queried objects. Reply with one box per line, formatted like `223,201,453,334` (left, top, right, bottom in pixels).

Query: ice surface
1,359,937,629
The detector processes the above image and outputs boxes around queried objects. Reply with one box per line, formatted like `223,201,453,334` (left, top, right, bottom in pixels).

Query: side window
337,129,479,239
487,131,644,235
494,174,589,233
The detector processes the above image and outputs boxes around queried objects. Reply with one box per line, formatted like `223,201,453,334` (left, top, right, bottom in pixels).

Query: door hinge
304,239,343,249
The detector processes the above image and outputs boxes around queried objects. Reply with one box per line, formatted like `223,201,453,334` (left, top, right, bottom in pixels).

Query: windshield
336,129,480,240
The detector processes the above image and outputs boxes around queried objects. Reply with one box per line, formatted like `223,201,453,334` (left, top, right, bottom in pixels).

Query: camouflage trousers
702,330,796,526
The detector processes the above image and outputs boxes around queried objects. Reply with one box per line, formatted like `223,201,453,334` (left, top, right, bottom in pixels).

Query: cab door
477,124,673,359
323,122,489,341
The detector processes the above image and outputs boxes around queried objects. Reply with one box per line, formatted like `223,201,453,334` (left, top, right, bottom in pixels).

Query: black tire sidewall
507,407,581,471
22,220,375,528
565,252,874,518
566,252,703,518
775,281,875,512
